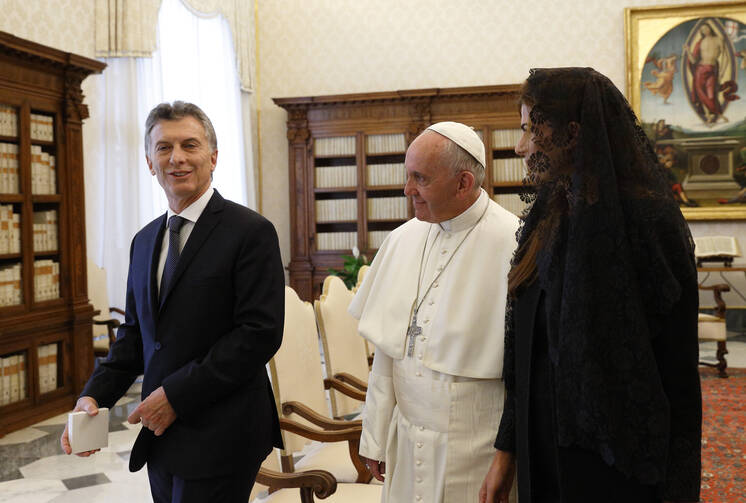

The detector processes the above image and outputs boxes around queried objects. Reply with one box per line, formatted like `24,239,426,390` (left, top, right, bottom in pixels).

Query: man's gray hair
442,137,485,188
144,101,217,156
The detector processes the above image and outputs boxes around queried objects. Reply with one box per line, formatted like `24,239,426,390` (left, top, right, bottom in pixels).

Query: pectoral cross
406,314,422,357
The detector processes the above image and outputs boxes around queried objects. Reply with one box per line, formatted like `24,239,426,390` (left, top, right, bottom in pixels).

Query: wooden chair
271,286,370,484
252,448,382,503
315,275,370,418
87,259,124,358
698,283,729,378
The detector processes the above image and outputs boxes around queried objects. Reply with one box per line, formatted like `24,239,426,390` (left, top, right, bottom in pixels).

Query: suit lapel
149,214,168,321
159,191,225,310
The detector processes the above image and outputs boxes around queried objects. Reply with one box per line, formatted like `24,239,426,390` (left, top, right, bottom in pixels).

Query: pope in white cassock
349,122,520,503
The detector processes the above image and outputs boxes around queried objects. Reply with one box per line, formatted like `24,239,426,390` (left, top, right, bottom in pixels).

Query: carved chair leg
716,340,729,378
301,487,315,503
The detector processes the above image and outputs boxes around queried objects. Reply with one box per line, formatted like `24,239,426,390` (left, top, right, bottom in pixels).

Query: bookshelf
274,85,527,300
0,32,104,436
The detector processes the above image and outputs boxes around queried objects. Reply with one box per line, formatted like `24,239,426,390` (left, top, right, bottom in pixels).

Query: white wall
2,0,744,306
256,0,746,307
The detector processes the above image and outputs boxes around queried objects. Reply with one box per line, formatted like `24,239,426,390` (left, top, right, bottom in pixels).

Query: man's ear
146,156,155,175
458,169,477,195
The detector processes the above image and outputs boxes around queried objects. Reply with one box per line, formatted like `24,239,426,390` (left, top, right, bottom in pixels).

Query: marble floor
1,336,745,503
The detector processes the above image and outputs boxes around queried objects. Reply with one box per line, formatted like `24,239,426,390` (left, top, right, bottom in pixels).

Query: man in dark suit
60,101,284,502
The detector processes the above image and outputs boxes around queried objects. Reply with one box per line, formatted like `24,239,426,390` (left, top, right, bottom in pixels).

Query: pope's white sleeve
359,348,395,461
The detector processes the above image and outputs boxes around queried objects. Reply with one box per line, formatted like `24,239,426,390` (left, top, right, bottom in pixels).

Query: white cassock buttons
416,477,423,483
416,459,422,466
428,299,434,306
417,442,423,448
416,496,422,501
415,372,422,377
419,426,425,431
441,249,448,255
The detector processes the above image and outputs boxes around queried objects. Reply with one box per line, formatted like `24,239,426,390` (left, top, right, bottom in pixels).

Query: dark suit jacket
82,190,284,479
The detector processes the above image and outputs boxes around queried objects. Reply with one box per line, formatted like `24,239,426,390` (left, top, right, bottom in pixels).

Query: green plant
328,247,370,289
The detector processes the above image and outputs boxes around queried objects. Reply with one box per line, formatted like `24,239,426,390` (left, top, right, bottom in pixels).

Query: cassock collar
438,189,488,233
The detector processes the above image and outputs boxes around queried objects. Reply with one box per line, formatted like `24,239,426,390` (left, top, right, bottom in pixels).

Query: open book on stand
693,236,741,267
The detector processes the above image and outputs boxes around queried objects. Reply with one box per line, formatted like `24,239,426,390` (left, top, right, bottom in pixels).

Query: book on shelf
492,157,526,183
0,105,18,137
34,259,60,302
317,231,357,251
367,196,408,220
367,162,406,186
493,194,529,217
492,128,522,149
0,142,20,193
31,146,56,194
315,165,357,188
366,133,406,154
0,356,9,405
315,199,357,222
29,113,54,142
19,354,26,401
315,136,355,156
0,204,21,254
0,263,22,306
33,209,58,252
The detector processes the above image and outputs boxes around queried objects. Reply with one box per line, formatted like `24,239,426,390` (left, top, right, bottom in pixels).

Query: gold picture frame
626,1,746,220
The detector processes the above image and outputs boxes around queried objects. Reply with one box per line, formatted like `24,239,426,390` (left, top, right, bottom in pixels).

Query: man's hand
479,450,515,503
60,396,100,456
127,386,176,436
360,455,385,482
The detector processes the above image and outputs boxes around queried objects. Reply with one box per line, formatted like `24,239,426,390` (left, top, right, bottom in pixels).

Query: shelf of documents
30,145,56,194
33,209,58,252
367,162,406,186
0,104,18,137
315,136,356,157
492,128,522,149
0,350,27,405
317,232,357,251
0,204,20,254
366,133,406,154
492,157,526,184
367,196,408,220
315,165,357,188
315,198,357,223
37,342,60,394
0,142,19,193
0,263,21,306
33,259,60,302
30,113,54,142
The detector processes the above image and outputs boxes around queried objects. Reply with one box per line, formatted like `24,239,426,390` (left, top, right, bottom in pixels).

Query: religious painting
626,2,746,220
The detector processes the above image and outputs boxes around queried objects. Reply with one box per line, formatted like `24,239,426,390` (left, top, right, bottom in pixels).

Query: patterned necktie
160,215,186,303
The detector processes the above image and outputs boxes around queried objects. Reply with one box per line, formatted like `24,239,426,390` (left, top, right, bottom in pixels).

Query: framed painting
626,1,746,220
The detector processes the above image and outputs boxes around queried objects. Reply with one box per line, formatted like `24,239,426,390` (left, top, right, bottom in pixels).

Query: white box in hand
67,408,109,454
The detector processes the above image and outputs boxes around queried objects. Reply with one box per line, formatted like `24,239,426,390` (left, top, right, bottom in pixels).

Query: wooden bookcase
0,32,104,436
275,85,528,301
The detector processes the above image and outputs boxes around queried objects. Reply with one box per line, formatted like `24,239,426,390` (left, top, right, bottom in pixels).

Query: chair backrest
353,265,373,363
271,286,331,453
315,275,369,417
87,259,111,339
354,265,369,293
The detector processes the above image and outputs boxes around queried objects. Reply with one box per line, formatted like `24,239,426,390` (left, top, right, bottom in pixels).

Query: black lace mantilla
501,68,701,501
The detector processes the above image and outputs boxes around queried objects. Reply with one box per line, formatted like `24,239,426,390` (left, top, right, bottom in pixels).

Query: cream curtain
95,0,162,57
95,0,255,91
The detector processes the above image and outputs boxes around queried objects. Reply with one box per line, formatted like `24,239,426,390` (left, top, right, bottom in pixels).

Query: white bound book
68,408,109,454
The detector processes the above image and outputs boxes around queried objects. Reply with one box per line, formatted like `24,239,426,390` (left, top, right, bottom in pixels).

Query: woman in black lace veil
479,68,701,503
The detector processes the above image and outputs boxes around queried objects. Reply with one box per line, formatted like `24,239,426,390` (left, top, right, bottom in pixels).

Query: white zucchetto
426,121,486,168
